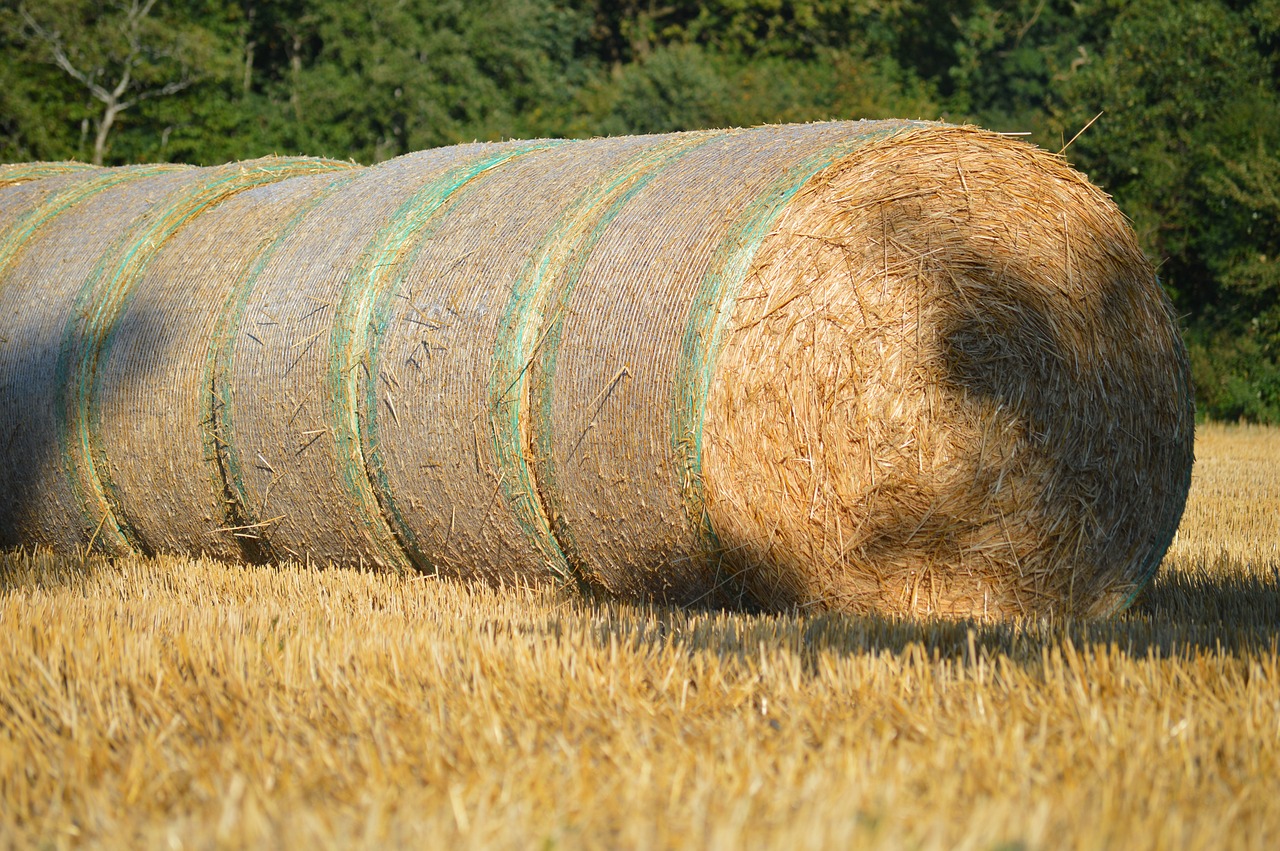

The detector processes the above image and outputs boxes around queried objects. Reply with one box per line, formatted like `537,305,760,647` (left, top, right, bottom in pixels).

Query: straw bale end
702,126,1194,618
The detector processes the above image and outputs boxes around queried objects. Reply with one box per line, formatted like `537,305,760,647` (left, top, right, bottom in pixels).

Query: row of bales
0,121,1194,618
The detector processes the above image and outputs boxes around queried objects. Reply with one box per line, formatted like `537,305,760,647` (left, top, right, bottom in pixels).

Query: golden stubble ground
1,423,1277,850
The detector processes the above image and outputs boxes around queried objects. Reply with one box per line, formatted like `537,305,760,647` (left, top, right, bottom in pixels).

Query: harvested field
0,423,1276,849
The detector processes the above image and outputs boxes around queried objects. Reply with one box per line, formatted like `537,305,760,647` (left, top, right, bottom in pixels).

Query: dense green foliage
2,0,1277,420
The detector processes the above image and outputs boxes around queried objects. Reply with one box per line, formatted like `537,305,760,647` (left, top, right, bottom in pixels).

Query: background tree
14,0,227,164
1,0,1277,420
1043,0,1280,420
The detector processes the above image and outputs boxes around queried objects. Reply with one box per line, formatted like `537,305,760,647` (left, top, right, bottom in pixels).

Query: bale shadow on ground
575,560,1280,668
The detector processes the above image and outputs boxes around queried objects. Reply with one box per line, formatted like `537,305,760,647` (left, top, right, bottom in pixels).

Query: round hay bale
221,140,571,573
700,127,1193,616
0,121,1193,618
0,159,348,554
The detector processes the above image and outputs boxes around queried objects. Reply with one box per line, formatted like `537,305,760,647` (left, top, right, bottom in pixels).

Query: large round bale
0,121,1194,618
700,128,1193,616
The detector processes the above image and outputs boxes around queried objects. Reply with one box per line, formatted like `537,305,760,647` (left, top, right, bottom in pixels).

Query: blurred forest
2,0,1278,421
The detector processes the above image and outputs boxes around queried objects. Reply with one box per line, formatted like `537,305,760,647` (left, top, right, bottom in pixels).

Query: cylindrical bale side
370,131,738,585
92,160,357,561
0,175,86,263
8,159,351,557
0,165,103,256
0,121,1194,617
223,141,572,570
0,178,67,236
0,164,194,551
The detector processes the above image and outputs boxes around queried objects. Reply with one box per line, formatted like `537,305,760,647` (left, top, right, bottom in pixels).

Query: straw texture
0,161,97,188
0,122,1194,617
701,127,1193,616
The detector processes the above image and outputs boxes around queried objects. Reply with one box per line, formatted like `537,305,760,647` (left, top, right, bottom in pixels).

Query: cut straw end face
703,126,1194,619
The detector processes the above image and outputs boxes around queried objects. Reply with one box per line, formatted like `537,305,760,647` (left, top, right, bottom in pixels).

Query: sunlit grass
1,423,1277,849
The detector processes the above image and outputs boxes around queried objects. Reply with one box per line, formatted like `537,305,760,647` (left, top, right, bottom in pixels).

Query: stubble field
1,423,1277,849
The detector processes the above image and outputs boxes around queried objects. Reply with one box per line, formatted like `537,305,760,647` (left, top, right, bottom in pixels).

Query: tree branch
20,8,111,103
136,77,197,102
19,0,200,164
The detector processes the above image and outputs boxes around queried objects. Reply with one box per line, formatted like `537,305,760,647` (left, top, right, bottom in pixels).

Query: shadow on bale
0,302,171,565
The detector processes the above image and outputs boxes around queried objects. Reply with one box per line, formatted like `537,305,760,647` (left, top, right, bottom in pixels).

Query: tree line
2,0,1278,421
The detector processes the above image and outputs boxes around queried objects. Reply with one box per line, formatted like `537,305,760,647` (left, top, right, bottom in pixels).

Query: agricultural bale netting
0,121,1195,618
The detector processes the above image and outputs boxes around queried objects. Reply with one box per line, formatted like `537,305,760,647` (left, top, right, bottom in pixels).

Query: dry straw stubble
0,421,1276,851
